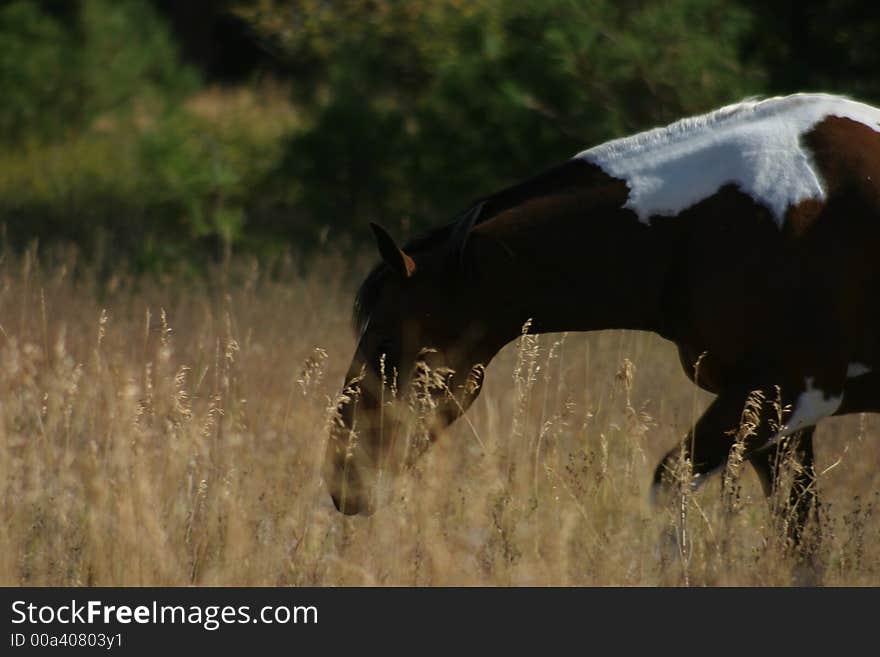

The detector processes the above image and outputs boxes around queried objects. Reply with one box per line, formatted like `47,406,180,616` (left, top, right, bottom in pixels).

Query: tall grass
0,247,877,586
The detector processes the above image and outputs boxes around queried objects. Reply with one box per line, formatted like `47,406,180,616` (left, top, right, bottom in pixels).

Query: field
1,247,878,586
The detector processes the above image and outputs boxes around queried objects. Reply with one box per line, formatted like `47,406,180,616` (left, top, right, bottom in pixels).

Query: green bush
3,0,880,271
0,2,79,143
0,0,196,145
240,0,762,237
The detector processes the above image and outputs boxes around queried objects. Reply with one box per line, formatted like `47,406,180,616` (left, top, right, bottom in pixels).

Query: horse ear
369,222,416,278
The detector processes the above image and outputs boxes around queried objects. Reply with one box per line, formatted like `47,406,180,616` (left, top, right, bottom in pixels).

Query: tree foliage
0,0,195,144
1,0,879,269
238,0,762,235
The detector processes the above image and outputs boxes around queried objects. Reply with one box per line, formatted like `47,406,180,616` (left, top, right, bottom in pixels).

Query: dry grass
1,246,877,586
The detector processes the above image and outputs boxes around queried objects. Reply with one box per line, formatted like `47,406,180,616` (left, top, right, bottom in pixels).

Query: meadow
1,246,877,586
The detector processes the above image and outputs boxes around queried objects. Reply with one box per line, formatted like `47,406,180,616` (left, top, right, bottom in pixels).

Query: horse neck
468,184,680,342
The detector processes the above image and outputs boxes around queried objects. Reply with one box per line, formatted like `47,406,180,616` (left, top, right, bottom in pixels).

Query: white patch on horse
766,377,842,447
576,93,880,225
846,362,872,378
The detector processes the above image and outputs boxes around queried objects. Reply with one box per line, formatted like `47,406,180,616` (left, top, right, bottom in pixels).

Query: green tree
238,0,762,237
740,0,880,103
0,0,196,145
0,2,79,143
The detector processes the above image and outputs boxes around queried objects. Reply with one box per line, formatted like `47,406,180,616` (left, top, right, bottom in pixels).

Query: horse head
323,217,502,515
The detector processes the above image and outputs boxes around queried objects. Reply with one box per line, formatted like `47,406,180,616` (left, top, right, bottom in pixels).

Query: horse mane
352,159,597,335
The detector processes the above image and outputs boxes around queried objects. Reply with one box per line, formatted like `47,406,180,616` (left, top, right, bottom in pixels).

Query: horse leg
653,352,847,494
650,391,747,582
651,378,842,581
651,387,769,498
750,427,821,557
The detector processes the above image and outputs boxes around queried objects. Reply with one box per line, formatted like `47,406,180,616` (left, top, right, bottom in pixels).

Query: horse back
668,114,880,387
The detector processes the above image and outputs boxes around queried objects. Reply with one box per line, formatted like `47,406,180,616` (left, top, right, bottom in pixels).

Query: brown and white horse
323,93,880,549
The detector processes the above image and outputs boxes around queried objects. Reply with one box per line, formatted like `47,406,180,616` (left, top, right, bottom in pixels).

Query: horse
323,93,880,554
